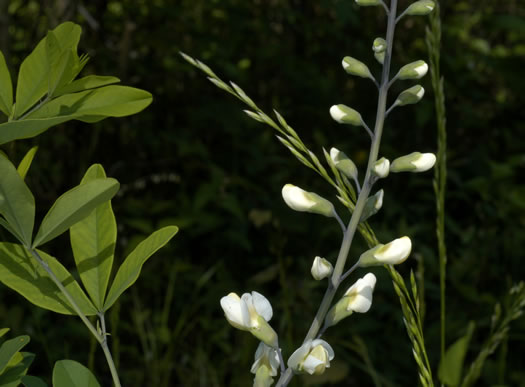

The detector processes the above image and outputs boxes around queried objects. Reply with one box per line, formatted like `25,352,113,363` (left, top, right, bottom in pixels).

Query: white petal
268,347,281,376
414,62,429,77
287,340,312,369
252,291,273,322
302,353,325,375
374,236,412,264
241,293,255,327
220,293,248,329
411,153,436,171
282,184,315,211
329,105,346,123
311,339,335,360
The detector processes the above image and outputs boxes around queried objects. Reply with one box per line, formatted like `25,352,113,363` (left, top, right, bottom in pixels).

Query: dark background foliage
0,0,524,385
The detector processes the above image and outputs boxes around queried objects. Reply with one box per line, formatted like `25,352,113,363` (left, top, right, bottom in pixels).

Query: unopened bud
406,0,435,16
282,184,335,217
375,52,385,65
330,105,363,126
355,0,381,6
372,38,387,53
390,152,436,173
330,148,358,181
358,237,412,267
372,157,390,179
360,189,384,222
395,85,425,106
342,57,374,80
396,60,428,80
311,256,333,280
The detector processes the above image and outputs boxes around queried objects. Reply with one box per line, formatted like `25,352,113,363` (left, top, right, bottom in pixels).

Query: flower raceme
358,236,412,267
288,339,335,375
220,291,278,347
281,184,335,218
325,273,377,327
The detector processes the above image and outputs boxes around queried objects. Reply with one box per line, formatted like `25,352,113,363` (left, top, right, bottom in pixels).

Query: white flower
390,152,436,173
220,291,278,347
330,147,358,180
358,236,412,267
325,273,377,327
311,256,333,280
288,339,334,375
329,104,363,126
372,157,390,178
281,184,335,217
251,343,280,377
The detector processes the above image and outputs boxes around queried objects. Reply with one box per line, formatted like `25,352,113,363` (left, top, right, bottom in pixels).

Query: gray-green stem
275,1,398,385
28,248,122,387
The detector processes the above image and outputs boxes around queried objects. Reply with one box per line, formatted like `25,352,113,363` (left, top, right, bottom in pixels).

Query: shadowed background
0,0,524,385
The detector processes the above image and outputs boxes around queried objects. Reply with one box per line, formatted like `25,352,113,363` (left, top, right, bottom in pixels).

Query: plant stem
426,0,447,367
28,248,122,387
275,1,398,385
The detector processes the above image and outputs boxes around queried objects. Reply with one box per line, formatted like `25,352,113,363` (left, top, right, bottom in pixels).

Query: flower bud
396,60,428,80
342,56,374,80
220,291,278,347
395,85,425,106
311,256,333,280
360,189,384,223
325,273,376,327
330,148,358,181
330,104,363,126
372,157,390,178
288,339,335,375
372,38,387,53
355,0,381,6
251,343,280,378
390,152,436,173
282,184,335,218
374,52,385,65
405,0,435,16
358,236,412,267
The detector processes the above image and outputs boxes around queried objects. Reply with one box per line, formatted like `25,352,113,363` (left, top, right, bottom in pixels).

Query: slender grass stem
28,248,122,387
275,2,398,385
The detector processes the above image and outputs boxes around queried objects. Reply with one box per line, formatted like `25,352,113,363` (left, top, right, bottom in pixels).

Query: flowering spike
329,104,363,126
342,56,374,81
358,237,412,267
281,184,335,218
396,60,429,80
390,152,436,172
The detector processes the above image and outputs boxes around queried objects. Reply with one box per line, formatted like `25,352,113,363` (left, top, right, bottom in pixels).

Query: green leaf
17,146,38,180
0,352,35,387
13,22,80,119
21,375,47,387
0,117,76,145
52,360,100,387
54,76,120,97
27,85,153,121
0,329,9,340
0,51,13,117
0,156,35,246
103,226,178,311
0,242,97,315
0,335,29,374
70,165,117,311
438,322,475,386
33,178,119,248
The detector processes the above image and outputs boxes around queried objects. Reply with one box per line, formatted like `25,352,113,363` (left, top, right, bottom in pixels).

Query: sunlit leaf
70,165,117,311
0,335,29,374
0,51,13,117
0,243,97,316
103,226,178,311
17,146,38,180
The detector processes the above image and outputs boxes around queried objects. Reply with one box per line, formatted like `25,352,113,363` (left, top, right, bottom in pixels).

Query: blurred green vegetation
0,0,524,385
